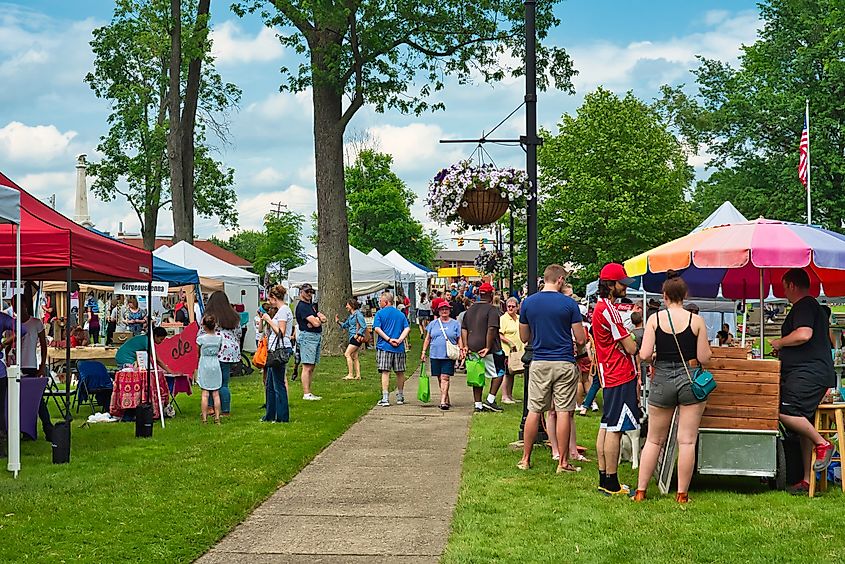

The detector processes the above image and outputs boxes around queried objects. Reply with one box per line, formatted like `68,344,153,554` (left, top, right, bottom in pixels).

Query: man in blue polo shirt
373,291,410,407
517,264,586,473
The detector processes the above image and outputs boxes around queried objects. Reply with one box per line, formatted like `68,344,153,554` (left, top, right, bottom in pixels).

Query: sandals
571,453,591,462
516,461,531,471
556,463,581,474
342,375,356,380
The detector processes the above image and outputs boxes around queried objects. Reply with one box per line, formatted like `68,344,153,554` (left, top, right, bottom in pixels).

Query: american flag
799,115,809,188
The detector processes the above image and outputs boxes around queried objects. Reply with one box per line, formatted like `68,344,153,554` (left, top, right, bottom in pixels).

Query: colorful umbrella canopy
624,218,845,299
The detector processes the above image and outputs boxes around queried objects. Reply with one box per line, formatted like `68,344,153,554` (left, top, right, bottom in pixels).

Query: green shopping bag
417,362,431,403
465,353,486,387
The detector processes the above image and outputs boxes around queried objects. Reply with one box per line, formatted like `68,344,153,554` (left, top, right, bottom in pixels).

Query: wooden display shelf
702,347,780,431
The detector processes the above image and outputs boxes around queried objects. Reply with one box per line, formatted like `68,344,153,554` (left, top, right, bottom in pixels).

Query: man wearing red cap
592,263,641,496
461,282,505,412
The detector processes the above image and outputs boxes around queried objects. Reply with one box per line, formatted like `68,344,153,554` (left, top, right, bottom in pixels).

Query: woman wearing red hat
421,298,465,410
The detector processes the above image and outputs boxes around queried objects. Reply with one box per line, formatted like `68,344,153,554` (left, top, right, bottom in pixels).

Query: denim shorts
649,361,701,408
429,357,455,377
298,331,322,365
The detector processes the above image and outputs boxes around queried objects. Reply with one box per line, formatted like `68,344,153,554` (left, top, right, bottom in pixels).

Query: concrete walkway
198,367,474,563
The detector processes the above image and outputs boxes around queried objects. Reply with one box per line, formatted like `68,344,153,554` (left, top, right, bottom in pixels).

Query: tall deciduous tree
345,150,439,267
86,0,239,249
658,0,845,228
538,88,696,287
232,0,574,353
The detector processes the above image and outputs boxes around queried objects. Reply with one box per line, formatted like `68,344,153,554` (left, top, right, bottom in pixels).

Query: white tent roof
693,201,748,233
384,250,433,279
154,241,258,286
367,248,385,260
288,246,397,296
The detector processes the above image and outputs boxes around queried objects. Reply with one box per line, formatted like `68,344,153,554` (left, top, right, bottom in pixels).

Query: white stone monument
74,154,93,227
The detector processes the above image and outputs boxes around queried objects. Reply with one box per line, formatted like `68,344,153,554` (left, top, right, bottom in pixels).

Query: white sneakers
302,393,322,401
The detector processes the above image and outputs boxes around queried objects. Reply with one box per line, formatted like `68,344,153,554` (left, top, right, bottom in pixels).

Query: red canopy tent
0,171,153,468
0,171,152,281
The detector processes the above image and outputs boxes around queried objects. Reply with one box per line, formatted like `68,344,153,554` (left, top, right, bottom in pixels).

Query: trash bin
135,403,154,438
51,420,71,464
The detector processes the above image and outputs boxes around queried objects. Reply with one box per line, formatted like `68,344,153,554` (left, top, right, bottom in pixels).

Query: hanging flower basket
458,187,509,226
426,161,530,231
474,249,510,276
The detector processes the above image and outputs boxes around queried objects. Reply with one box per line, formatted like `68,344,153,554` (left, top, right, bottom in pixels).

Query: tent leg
759,269,765,357
7,223,22,476
65,268,72,422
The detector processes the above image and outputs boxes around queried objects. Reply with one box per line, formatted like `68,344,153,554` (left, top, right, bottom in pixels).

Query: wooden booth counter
701,347,780,431
696,347,784,485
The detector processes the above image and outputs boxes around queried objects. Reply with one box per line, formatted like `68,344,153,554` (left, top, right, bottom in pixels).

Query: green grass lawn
444,385,845,564
0,339,420,563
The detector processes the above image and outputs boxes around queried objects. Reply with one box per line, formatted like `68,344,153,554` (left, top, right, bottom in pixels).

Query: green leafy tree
537,88,696,287
231,0,575,353
214,211,306,283
658,0,845,228
211,229,263,266
345,150,439,267
86,0,240,250
255,210,307,284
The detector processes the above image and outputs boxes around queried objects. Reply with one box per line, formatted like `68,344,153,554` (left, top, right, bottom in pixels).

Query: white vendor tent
289,246,397,297
154,241,260,351
384,250,433,299
693,201,748,233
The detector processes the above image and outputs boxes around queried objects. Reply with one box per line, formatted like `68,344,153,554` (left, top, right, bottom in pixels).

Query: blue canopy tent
152,255,199,286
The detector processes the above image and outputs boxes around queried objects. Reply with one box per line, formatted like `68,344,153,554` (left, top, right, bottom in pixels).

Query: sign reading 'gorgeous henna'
155,323,199,376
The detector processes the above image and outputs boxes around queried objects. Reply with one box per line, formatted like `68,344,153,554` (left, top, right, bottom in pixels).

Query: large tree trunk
312,81,352,356
176,0,210,243
167,0,186,241
142,204,158,251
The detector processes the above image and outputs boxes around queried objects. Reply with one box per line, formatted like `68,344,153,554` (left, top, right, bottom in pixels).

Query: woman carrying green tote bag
465,352,486,387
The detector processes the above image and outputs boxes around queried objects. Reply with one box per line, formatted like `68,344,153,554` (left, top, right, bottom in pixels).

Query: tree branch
272,0,314,38
340,9,364,130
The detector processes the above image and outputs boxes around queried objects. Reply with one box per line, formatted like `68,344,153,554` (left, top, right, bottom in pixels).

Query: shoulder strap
437,318,453,343
666,310,694,385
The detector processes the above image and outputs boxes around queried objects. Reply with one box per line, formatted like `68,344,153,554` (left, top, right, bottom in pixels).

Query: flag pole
806,99,812,225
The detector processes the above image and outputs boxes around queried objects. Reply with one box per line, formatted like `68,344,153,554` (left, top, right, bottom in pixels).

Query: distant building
119,237,253,270
435,250,480,281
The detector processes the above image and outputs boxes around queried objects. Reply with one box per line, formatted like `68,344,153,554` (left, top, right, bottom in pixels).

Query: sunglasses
303,289,314,294
507,304,517,308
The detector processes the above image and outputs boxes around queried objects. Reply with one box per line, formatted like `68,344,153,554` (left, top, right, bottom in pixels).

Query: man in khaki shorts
517,264,586,473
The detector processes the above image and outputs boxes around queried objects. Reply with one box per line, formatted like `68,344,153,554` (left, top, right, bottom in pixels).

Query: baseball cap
478,282,495,294
299,283,314,293
433,298,451,311
599,263,636,286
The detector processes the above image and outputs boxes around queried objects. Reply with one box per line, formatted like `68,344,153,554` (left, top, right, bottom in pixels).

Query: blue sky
0,1,761,252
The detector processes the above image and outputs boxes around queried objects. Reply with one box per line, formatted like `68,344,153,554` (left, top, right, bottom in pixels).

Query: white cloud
251,166,288,187
210,21,284,65
0,122,77,163
236,185,316,230
245,89,312,120
366,123,464,172
569,10,761,92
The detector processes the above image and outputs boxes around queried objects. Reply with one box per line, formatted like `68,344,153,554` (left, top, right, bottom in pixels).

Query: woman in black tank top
631,271,712,504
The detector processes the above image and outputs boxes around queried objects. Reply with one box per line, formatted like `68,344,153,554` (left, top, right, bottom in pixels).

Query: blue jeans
208,362,233,413
264,361,290,423
582,374,601,408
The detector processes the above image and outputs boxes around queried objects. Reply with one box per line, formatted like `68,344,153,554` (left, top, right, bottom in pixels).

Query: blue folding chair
75,361,113,414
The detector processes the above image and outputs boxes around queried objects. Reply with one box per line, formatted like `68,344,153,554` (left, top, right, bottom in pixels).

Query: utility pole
269,201,285,216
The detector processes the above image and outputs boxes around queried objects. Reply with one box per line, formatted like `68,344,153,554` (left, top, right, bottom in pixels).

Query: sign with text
155,323,199,376
114,281,169,297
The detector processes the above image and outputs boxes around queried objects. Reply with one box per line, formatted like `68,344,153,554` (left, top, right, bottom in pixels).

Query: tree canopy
86,0,240,249
345,150,440,268
538,88,696,287
659,0,845,228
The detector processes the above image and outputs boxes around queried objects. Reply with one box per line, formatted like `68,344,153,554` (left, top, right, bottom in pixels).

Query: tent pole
65,267,72,420
7,223,22,476
740,300,747,349
146,282,152,400
759,269,765,357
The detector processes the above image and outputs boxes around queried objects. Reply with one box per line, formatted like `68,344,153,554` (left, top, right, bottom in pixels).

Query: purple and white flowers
426,161,531,231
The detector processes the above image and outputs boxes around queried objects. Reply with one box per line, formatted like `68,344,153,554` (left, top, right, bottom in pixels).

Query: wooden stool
809,403,845,497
